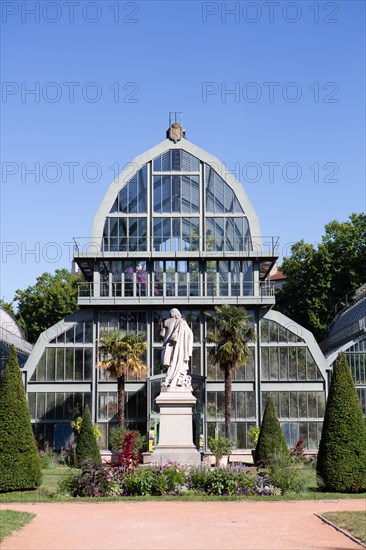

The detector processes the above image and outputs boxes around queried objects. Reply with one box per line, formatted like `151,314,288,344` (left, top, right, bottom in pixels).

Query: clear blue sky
1,0,365,303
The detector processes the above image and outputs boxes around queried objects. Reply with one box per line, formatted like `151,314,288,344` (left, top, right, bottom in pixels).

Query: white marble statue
160,308,193,389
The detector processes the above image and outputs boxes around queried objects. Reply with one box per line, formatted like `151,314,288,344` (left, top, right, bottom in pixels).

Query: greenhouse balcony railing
73,236,280,257
78,280,275,301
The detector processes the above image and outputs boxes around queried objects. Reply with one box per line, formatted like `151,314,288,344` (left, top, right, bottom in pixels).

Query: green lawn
0,510,36,542
322,511,366,544
0,467,365,503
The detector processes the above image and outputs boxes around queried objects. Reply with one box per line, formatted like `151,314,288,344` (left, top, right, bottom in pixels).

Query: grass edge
315,513,366,549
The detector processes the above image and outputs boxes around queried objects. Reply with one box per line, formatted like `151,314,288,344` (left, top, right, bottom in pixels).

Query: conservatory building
24,119,328,451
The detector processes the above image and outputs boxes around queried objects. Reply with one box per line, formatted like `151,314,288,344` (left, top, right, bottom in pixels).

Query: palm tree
97,331,147,428
206,305,256,440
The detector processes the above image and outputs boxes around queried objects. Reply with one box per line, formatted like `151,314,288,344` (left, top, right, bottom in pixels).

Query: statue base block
150,388,201,465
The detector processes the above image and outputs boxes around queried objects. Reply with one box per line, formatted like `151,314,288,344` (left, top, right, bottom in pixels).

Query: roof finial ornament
167,112,185,142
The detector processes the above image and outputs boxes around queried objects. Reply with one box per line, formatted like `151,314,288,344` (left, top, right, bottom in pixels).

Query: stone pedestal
150,387,201,465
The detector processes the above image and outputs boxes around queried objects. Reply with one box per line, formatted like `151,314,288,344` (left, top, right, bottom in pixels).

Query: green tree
75,404,101,466
15,269,83,343
206,305,256,439
97,331,147,428
317,353,366,493
276,213,366,341
0,346,42,492
255,397,289,467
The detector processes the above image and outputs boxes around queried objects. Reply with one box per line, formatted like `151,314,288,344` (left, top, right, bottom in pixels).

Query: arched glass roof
96,137,259,254
323,297,366,353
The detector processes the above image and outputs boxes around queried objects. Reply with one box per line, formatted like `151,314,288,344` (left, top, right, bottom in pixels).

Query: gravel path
1,500,365,549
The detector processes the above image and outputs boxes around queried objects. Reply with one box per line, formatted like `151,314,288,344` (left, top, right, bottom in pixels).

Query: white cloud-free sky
1,0,365,302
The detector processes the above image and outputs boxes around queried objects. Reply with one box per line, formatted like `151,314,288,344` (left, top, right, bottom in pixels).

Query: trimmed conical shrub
0,346,42,492
317,352,366,493
75,404,101,466
255,397,290,466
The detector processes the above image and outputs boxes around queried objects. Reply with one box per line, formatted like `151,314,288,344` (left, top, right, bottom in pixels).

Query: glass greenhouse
24,120,330,451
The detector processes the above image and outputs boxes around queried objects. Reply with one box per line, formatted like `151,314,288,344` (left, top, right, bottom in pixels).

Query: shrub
205,467,237,495
290,440,306,463
188,465,275,496
267,453,308,494
255,397,290,467
114,431,141,469
162,462,189,492
38,443,59,469
317,352,366,493
122,467,168,496
64,461,110,497
75,404,101,466
109,427,145,457
0,346,42,492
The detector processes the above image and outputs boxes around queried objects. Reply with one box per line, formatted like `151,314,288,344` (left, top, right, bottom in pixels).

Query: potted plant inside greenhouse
248,425,261,461
208,435,233,467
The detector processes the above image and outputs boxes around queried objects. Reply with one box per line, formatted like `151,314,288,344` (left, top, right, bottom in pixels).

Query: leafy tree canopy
97,331,147,427
14,269,83,344
206,305,256,439
276,213,366,341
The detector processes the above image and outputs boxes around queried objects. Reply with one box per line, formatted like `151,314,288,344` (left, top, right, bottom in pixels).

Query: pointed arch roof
92,136,262,242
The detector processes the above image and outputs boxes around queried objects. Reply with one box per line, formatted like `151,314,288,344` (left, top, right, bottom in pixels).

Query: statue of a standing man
160,308,193,389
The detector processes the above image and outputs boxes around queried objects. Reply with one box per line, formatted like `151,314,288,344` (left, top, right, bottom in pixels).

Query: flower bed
59,461,279,498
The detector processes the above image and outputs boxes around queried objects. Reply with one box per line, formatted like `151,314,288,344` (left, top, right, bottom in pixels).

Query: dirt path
1,500,365,549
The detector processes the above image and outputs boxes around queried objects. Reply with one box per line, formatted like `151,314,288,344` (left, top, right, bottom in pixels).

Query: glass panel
75,349,83,380
299,422,308,446
37,353,46,382
56,349,64,381
269,348,279,380
280,392,289,418
65,349,74,380
153,348,164,376
289,348,297,380
236,392,245,418
207,354,217,381
299,392,307,417
279,348,288,380
84,349,93,380
84,321,93,343
269,321,278,342
261,348,269,380
237,423,246,449
55,393,64,419
73,393,82,417
217,392,225,417
234,363,245,381
308,422,317,448
47,348,55,381
298,348,306,380
261,320,269,343
317,392,325,417
75,322,84,343
65,393,74,419
191,348,201,375
207,392,217,418
290,392,298,418
28,393,36,418
66,326,74,343
278,324,288,342
246,391,256,418
37,393,46,419
307,392,317,417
